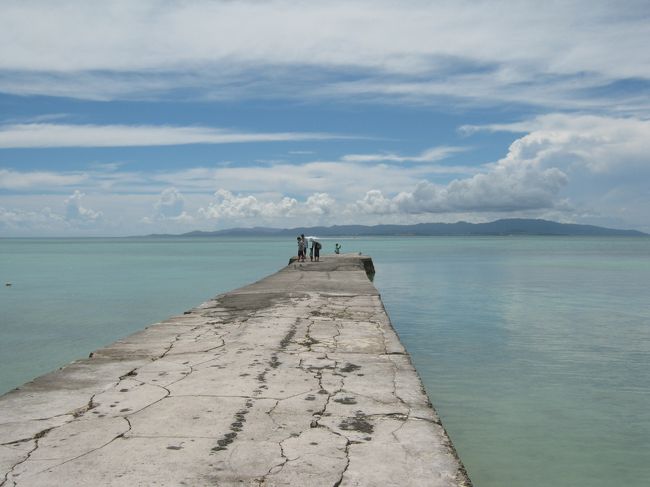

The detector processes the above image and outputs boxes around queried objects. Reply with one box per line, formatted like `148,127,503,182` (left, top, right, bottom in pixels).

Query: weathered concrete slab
0,254,471,486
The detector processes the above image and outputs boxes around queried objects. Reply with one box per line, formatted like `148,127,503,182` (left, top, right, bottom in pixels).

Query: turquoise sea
1,236,649,486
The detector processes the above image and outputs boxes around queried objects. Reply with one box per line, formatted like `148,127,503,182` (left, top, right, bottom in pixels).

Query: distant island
147,218,646,237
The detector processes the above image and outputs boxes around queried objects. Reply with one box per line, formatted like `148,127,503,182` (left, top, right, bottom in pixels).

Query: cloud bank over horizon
1,1,649,236
3,112,648,235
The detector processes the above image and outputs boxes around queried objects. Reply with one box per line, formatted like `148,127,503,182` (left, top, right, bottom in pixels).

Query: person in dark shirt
297,236,305,261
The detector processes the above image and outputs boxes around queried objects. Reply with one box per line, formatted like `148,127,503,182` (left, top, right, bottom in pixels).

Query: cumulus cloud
198,189,298,221
197,190,342,223
154,187,185,219
351,172,567,216
394,165,568,214
465,113,650,229
352,190,397,215
352,139,571,215
305,193,336,215
145,187,194,225
349,113,650,220
463,114,650,173
64,190,102,224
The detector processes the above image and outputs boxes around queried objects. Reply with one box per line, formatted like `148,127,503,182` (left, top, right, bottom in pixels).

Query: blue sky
1,0,649,236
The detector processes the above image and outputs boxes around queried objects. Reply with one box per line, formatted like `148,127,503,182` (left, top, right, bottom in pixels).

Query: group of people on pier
297,234,319,262
297,234,341,262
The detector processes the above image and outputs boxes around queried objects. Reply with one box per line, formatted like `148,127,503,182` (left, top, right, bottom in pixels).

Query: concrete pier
0,255,471,486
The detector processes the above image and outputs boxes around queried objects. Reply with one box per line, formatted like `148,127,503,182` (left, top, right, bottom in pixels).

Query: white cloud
352,190,398,215
0,123,348,148
0,113,71,124
352,159,569,216
342,146,467,164
463,114,650,174
305,193,336,216
64,190,102,224
147,188,194,225
154,187,185,219
0,164,367,200
197,190,341,223
347,113,649,222
396,165,568,214
464,114,650,229
316,73,645,112
0,1,648,109
0,206,63,230
2,111,649,233
0,169,87,189
198,189,298,221
2,1,647,77
151,161,422,199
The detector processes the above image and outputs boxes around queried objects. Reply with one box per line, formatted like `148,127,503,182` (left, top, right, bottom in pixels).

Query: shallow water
367,237,650,487
1,236,649,486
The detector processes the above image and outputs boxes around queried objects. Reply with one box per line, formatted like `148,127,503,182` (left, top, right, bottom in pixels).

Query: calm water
1,236,649,486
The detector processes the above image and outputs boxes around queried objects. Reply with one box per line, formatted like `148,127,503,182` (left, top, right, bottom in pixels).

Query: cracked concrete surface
0,255,471,486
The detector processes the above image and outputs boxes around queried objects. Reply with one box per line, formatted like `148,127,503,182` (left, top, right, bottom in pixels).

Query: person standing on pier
300,234,307,262
297,236,305,262
314,239,321,261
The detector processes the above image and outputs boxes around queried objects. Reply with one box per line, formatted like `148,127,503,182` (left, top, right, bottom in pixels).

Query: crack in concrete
332,322,343,351
156,322,208,360
265,400,281,420
278,359,354,487
332,437,351,487
302,320,319,352
119,379,171,417
371,319,390,355
411,415,442,425
0,444,30,452
119,369,139,381
260,434,291,480
71,392,98,419
0,436,40,487
2,414,131,486
182,355,225,369
159,335,180,359
126,434,221,440
385,354,420,439
33,417,132,476
388,356,409,409
195,339,226,354
0,409,83,487
390,415,411,444
0,433,38,448
310,358,344,427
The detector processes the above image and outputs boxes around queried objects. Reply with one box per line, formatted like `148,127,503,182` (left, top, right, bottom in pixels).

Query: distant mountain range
147,219,646,237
